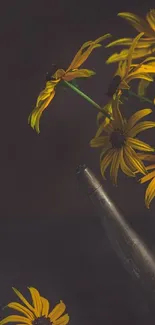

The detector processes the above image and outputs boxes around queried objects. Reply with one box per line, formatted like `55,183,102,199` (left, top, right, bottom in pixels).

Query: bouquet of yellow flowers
28,9,155,209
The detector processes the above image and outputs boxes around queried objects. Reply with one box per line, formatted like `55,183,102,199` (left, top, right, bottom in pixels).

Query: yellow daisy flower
0,287,69,325
106,33,153,94
28,34,111,133
96,34,154,129
90,95,155,185
106,9,155,63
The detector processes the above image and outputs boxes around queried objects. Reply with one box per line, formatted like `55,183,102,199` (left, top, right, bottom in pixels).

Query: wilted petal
67,34,111,71
106,47,154,64
138,79,151,96
28,90,56,133
125,32,144,76
111,95,125,131
146,9,155,32
118,12,154,37
63,69,95,81
106,37,155,48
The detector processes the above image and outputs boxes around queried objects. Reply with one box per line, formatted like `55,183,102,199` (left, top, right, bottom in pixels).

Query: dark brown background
1,1,155,324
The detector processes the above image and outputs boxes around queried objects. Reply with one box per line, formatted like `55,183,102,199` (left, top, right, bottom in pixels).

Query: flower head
0,287,69,325
28,34,111,133
106,9,155,63
106,33,154,94
90,96,155,185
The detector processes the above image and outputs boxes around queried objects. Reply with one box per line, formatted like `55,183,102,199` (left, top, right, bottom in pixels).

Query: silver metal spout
77,165,155,311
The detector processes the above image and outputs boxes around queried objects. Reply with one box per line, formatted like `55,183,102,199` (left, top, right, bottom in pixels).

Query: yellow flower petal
90,136,110,147
28,90,56,133
66,40,94,72
111,96,124,131
63,69,95,81
125,32,144,76
127,121,155,137
126,137,154,152
12,288,34,313
67,34,111,71
137,79,151,96
125,108,152,133
28,287,42,318
0,316,31,325
100,144,112,162
48,301,66,322
124,145,147,175
95,121,111,137
110,149,122,185
7,303,34,320
100,149,115,179
120,148,136,177
106,47,154,64
137,153,155,162
106,37,155,49
118,12,154,37
140,169,155,183
146,164,155,171
145,177,155,208
127,73,153,83
54,314,69,325
41,297,49,317
146,9,155,32
52,69,65,79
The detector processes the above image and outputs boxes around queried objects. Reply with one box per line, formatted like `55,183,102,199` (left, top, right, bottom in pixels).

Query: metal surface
77,165,155,311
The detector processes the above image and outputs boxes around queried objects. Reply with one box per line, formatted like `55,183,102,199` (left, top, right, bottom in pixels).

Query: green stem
63,80,113,120
124,89,154,105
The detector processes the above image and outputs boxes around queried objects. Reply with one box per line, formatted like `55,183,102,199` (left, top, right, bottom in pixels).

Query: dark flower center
110,129,125,148
106,75,121,97
33,317,52,325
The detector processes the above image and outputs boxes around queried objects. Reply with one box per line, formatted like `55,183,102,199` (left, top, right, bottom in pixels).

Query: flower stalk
63,80,113,120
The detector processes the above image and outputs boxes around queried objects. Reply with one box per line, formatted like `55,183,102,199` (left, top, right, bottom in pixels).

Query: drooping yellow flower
106,33,154,92
106,9,155,63
28,34,111,133
137,153,155,208
90,95,155,185
0,287,69,325
96,34,154,129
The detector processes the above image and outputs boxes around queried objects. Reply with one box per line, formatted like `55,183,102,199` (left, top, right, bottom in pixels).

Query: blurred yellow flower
28,34,111,133
90,95,155,185
0,287,69,325
96,33,154,130
106,9,155,63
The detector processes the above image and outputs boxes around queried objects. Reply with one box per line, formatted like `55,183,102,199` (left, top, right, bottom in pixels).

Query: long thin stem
124,89,154,105
63,80,113,120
